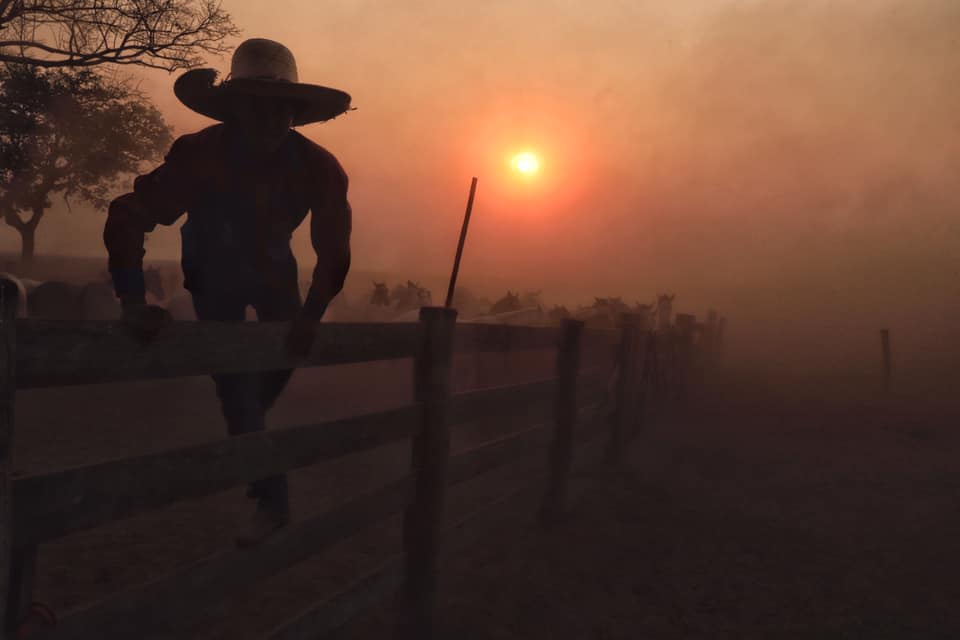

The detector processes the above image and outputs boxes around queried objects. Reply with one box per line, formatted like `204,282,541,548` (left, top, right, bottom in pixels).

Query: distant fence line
0,276,723,640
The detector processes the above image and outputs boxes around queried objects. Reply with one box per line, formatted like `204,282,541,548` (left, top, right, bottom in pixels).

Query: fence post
539,318,583,527
0,279,19,632
606,313,640,465
634,312,654,434
716,316,726,363
641,331,661,410
880,328,891,394
397,306,457,640
673,313,697,401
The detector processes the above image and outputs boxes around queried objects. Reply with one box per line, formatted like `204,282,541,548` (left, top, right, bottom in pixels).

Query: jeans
192,282,301,515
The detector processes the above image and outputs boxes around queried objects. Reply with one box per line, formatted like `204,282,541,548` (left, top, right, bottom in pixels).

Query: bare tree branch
0,0,238,70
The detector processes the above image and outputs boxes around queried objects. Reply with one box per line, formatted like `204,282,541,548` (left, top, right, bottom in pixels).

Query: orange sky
128,1,709,282
4,0,960,365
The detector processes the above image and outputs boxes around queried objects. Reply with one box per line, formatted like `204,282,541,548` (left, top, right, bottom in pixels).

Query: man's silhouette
104,38,353,544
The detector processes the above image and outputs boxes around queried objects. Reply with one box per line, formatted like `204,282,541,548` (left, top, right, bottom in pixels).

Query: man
103,38,353,545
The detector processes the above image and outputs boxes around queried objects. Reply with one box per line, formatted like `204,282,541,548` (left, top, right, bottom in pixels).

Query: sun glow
511,152,540,176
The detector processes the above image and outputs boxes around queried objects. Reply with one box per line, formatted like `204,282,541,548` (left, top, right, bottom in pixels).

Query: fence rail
15,320,418,388
16,319,584,389
27,401,608,640
14,370,606,548
0,281,717,640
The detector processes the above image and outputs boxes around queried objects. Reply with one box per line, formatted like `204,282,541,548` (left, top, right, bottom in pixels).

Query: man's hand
121,303,174,344
286,315,318,358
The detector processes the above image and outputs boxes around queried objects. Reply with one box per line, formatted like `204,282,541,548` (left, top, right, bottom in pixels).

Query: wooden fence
0,277,716,639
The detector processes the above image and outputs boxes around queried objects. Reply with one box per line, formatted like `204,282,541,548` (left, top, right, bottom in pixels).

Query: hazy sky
4,0,959,361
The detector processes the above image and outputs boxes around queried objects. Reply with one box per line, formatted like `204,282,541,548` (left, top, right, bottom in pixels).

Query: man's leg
254,284,303,408
191,292,275,505
245,284,303,519
190,292,257,433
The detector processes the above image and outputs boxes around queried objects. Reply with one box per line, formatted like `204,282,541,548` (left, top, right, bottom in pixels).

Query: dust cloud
3,0,957,377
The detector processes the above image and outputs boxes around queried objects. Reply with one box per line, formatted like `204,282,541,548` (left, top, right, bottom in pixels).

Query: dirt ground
338,367,960,640
13,351,960,639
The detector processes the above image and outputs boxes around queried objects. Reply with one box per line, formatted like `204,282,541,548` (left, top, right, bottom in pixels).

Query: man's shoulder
167,124,226,159
290,131,347,180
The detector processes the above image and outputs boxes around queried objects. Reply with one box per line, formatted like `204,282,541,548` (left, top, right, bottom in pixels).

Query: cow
370,281,391,307
0,273,29,318
20,267,165,320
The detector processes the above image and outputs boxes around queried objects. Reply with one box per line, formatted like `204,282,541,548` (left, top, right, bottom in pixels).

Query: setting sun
511,152,540,176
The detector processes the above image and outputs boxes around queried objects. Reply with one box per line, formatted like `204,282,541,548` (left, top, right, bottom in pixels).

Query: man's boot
235,504,289,547
236,474,290,547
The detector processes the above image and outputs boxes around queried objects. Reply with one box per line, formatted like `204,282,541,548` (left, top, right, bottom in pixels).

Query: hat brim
174,69,352,126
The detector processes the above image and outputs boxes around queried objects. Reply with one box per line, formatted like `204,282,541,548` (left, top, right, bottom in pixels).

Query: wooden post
5,550,37,633
606,313,640,464
0,278,19,632
539,318,583,527
397,306,457,640
716,317,726,357
634,312,653,434
881,328,891,394
673,313,696,401
640,331,663,413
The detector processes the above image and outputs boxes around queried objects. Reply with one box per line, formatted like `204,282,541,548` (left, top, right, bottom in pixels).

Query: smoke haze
4,0,958,372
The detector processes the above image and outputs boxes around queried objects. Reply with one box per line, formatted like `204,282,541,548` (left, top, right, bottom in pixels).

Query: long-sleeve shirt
103,123,351,319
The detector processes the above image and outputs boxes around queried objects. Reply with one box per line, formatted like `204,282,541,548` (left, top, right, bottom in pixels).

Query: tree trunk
6,207,43,267
19,227,35,265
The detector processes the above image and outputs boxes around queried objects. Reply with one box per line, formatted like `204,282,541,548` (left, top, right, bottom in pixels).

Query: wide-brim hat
174,38,352,127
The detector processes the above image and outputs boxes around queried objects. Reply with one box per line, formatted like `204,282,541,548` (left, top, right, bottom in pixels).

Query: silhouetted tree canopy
0,0,238,70
0,64,172,262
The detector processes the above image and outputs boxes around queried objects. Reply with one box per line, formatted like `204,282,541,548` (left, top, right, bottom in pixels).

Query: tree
0,64,172,263
0,0,238,70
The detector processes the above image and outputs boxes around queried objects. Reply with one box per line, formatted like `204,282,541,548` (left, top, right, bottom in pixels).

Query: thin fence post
643,332,662,411
397,306,457,640
673,313,697,402
716,316,726,366
540,318,583,527
606,313,640,464
0,279,19,632
634,312,653,435
881,328,891,394
5,549,37,634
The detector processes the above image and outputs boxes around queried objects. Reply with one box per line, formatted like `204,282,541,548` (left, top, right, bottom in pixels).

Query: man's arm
103,136,196,305
301,159,352,320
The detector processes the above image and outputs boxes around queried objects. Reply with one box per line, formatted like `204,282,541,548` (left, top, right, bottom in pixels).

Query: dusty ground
12,349,960,639
338,367,960,640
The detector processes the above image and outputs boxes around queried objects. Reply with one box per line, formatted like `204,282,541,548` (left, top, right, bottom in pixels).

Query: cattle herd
0,267,169,320
327,283,688,330
0,266,703,333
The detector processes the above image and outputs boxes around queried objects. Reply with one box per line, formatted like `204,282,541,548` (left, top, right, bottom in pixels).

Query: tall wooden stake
444,177,478,309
